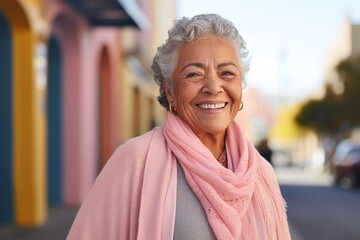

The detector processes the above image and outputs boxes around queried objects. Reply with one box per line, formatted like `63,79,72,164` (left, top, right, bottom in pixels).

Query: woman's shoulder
89,127,163,196
114,127,160,154
105,127,162,169
118,128,158,153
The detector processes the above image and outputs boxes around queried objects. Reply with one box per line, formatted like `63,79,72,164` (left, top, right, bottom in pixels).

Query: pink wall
49,2,87,204
46,0,123,205
89,28,123,169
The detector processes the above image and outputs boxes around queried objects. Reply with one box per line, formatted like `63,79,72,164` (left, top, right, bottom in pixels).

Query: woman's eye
184,72,204,83
220,71,235,78
223,71,234,75
186,72,200,78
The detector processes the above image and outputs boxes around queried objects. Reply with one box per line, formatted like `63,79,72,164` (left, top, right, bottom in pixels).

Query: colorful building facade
0,0,174,226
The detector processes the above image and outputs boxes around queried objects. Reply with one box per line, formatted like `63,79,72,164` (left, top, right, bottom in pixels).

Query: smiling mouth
197,103,227,109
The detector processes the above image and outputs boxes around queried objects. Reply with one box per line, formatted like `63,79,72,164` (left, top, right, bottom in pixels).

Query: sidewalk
0,206,78,240
276,166,333,186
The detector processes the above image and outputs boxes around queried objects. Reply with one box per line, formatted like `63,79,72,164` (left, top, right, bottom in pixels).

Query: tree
295,56,360,157
295,85,343,138
336,57,360,126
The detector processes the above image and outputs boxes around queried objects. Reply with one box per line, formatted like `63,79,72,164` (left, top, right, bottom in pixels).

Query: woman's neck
197,132,226,159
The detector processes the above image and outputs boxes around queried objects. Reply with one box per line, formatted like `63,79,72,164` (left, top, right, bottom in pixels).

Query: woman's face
165,36,243,139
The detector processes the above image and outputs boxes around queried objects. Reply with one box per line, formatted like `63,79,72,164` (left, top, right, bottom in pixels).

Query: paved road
277,167,360,240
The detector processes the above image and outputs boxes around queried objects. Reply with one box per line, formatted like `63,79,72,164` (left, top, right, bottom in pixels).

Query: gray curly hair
151,13,250,110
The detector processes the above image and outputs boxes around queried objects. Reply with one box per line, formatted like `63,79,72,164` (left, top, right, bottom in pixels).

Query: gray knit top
173,161,216,240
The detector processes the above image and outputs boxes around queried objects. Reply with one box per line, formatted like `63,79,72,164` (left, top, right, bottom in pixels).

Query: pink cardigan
67,128,177,239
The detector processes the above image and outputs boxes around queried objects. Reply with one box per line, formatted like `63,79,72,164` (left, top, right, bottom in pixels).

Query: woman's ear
163,81,174,103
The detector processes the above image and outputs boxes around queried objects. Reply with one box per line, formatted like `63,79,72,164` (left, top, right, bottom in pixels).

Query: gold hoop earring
169,103,173,113
169,103,177,114
239,101,244,111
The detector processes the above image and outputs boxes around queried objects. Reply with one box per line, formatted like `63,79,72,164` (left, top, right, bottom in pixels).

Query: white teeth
198,103,226,109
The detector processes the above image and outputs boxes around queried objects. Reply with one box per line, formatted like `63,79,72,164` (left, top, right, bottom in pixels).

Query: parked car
331,139,360,188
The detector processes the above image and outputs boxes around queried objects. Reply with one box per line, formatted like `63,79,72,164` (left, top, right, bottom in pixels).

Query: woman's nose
202,72,223,95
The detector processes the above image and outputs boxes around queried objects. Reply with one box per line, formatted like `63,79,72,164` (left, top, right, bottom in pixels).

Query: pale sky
177,0,360,102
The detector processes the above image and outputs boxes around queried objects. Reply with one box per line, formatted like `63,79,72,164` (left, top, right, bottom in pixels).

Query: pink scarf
162,113,290,239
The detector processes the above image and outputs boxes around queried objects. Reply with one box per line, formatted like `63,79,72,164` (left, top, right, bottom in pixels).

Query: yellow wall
0,0,46,225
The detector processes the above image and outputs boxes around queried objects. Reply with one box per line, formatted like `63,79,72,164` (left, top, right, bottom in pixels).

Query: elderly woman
67,14,291,240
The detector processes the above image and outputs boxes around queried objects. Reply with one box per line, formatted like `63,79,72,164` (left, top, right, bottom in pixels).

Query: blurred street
1,166,360,240
277,166,360,240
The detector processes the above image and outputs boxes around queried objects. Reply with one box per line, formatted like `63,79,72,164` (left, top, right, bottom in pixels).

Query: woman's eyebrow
181,63,204,72
218,62,239,68
181,62,239,72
